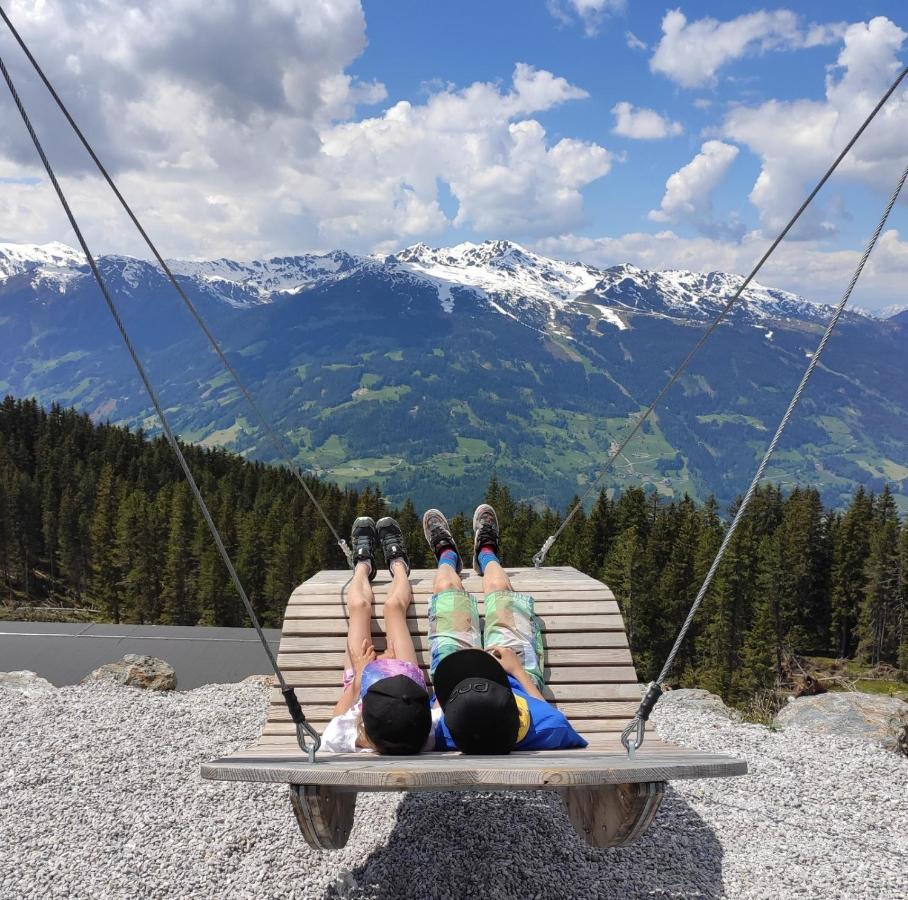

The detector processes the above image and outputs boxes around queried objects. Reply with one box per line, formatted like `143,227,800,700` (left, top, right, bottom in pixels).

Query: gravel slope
1,682,905,900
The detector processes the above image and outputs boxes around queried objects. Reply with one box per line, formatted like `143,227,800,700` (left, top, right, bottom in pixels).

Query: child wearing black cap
423,505,588,754
321,517,434,754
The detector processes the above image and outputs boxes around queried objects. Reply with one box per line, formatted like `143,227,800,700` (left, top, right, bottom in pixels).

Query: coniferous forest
1,396,906,709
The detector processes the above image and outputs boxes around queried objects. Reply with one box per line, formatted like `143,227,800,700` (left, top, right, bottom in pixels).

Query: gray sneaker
351,516,378,581
472,504,500,575
422,508,461,573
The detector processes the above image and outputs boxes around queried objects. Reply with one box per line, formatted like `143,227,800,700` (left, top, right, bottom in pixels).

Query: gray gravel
1,681,905,900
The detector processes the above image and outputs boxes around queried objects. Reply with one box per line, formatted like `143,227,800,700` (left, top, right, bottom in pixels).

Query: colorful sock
438,549,459,570
478,545,499,571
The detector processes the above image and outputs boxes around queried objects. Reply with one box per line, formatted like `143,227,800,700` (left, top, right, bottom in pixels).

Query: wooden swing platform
201,567,746,849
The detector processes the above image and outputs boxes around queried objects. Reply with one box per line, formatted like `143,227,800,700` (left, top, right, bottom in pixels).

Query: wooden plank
276,631,630,653
280,665,640,687
284,600,620,616
302,566,592,583
200,749,747,789
295,568,603,593
249,730,660,751
266,699,642,724
268,682,642,705
261,717,647,736
289,587,615,601
276,648,635,670
279,614,627,636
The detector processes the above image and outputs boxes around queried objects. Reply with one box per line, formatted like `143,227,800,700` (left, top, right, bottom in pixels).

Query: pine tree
830,488,873,657
602,525,647,668
114,490,161,624
856,487,901,665
159,483,195,625
88,464,121,621
897,523,908,671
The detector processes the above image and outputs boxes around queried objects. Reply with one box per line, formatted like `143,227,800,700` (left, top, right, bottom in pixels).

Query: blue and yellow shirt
434,675,588,751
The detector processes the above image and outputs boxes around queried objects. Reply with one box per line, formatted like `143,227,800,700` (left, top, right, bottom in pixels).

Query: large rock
242,674,278,687
0,670,55,698
774,692,908,756
82,654,177,691
657,688,737,719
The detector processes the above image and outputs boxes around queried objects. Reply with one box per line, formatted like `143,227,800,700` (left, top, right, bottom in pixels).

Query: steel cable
533,65,908,568
0,3,352,568
622,157,908,755
0,49,321,760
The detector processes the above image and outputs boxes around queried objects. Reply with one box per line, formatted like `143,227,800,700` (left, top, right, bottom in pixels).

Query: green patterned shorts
428,589,545,692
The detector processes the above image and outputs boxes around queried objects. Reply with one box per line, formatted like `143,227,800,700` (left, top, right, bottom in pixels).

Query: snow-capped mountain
2,238,905,513
0,238,849,329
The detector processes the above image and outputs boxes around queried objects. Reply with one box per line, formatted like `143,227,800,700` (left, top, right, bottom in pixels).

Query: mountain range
1,239,906,513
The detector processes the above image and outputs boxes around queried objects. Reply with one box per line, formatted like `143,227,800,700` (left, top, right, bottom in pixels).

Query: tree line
1,395,905,708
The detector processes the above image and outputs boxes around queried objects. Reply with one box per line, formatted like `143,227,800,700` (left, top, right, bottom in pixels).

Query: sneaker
351,516,378,581
376,516,411,576
472,504,500,575
422,508,461,573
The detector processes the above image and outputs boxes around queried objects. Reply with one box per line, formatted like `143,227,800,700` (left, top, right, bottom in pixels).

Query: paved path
0,621,279,687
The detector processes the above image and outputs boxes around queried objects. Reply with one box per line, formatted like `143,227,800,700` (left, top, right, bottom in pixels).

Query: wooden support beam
559,781,665,848
289,784,356,851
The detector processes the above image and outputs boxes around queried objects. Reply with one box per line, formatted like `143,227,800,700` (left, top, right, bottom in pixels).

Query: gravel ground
1,681,905,900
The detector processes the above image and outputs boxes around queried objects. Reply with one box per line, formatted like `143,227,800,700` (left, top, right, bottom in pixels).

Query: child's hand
488,646,523,675
350,638,376,676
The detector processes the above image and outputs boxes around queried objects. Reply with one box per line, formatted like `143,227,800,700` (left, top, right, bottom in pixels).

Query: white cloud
721,17,908,236
625,31,647,51
611,102,683,139
547,0,626,37
304,63,612,244
534,227,908,311
0,3,611,256
650,8,845,88
649,141,741,237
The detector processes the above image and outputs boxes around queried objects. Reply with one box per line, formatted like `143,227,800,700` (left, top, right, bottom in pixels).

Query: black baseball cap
433,649,519,754
361,675,431,755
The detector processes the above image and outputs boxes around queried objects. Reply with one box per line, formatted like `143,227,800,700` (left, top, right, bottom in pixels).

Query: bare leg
334,562,374,715
382,559,419,666
482,557,512,594
433,560,464,594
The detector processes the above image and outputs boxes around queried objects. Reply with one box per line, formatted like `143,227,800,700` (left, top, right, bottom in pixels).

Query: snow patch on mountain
0,238,855,330
388,240,601,314
166,251,363,306
0,242,86,294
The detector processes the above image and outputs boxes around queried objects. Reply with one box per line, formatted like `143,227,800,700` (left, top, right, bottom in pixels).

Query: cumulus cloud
534,227,908,311
0,3,611,256
611,102,683,139
302,63,612,244
649,141,741,238
721,16,908,236
547,0,626,37
650,8,845,88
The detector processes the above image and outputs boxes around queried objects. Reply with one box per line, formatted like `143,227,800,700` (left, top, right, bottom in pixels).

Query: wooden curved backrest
261,566,642,747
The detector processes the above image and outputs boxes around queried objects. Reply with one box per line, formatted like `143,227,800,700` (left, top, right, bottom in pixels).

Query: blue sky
1,1,906,310
353,1,906,264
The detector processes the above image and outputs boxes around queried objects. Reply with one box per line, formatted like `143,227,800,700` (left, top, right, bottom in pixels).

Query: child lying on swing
321,516,435,754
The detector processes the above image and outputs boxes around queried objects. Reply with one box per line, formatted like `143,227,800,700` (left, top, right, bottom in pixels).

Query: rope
0,4,352,569
0,49,321,762
622,157,908,756
533,65,908,568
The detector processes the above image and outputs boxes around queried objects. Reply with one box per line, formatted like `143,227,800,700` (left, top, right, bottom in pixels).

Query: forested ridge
1,396,906,708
